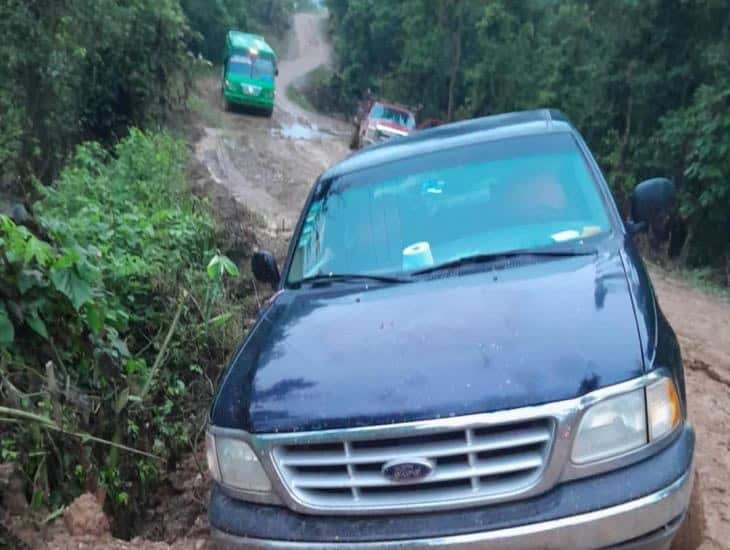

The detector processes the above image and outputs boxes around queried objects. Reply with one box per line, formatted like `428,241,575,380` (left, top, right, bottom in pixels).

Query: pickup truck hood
212,251,645,433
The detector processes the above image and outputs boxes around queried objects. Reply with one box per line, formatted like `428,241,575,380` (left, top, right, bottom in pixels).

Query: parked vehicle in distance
350,99,418,149
207,109,695,549
222,31,277,116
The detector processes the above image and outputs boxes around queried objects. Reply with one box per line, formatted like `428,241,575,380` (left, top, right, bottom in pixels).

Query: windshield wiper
412,247,597,276
294,273,412,287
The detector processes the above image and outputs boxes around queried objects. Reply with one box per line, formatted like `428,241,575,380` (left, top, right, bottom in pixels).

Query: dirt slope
38,11,730,550
277,14,336,125
651,270,730,549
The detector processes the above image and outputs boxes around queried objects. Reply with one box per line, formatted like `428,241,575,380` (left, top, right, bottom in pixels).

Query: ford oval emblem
382,458,435,483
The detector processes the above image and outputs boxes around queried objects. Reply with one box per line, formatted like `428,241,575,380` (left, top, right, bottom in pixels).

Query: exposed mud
22,10,730,550
192,13,349,252
652,269,730,549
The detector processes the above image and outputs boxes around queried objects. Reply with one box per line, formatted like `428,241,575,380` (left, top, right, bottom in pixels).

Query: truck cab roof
326,108,573,180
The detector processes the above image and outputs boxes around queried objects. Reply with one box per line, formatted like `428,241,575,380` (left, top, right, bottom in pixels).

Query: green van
222,31,277,116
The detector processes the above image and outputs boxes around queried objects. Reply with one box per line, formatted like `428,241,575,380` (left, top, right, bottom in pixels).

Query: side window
292,201,327,279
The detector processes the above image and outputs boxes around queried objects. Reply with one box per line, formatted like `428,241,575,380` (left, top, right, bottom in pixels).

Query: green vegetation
290,65,338,114
287,66,336,113
324,0,730,283
287,82,317,112
0,0,298,534
0,0,192,191
181,0,296,63
1,131,244,529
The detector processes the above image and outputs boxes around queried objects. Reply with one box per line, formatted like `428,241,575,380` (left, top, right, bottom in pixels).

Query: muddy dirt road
194,13,349,247
38,11,729,550
651,271,730,548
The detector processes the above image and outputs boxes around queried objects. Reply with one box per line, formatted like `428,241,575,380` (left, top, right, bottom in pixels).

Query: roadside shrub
653,80,730,281
298,66,352,116
0,130,242,531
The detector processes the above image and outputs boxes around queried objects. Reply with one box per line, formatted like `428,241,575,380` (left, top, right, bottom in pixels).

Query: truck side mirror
251,250,280,289
629,177,675,234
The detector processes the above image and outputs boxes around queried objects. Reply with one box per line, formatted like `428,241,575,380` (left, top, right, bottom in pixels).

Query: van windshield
286,133,611,284
228,55,274,81
252,58,275,80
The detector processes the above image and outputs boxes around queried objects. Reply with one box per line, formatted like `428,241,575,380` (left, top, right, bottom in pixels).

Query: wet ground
650,269,730,548
193,13,350,244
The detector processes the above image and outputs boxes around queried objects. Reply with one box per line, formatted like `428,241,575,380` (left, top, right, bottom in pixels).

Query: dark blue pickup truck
206,110,694,549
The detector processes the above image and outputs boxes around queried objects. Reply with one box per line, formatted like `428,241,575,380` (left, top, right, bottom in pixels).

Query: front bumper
209,425,694,549
224,89,274,109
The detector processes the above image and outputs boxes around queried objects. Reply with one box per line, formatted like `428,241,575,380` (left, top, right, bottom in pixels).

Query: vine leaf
50,267,92,311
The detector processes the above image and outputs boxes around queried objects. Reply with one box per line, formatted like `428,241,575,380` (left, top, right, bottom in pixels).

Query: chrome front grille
271,418,553,511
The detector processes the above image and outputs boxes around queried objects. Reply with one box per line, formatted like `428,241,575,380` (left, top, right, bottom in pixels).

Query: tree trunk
615,87,633,212
678,222,694,267
447,1,463,122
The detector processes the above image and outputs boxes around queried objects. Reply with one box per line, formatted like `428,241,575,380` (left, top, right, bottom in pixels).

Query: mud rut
38,12,729,550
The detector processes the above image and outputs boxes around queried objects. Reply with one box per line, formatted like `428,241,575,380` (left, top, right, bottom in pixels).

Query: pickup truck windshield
287,133,611,284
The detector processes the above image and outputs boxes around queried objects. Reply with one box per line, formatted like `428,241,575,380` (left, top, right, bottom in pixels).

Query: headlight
206,432,220,481
572,377,682,464
224,80,235,90
206,432,271,492
572,389,647,463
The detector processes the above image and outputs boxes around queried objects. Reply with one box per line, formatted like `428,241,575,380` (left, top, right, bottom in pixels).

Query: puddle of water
273,123,332,141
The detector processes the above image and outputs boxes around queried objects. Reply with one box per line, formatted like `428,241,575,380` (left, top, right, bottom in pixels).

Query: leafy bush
654,80,730,279
0,130,242,527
